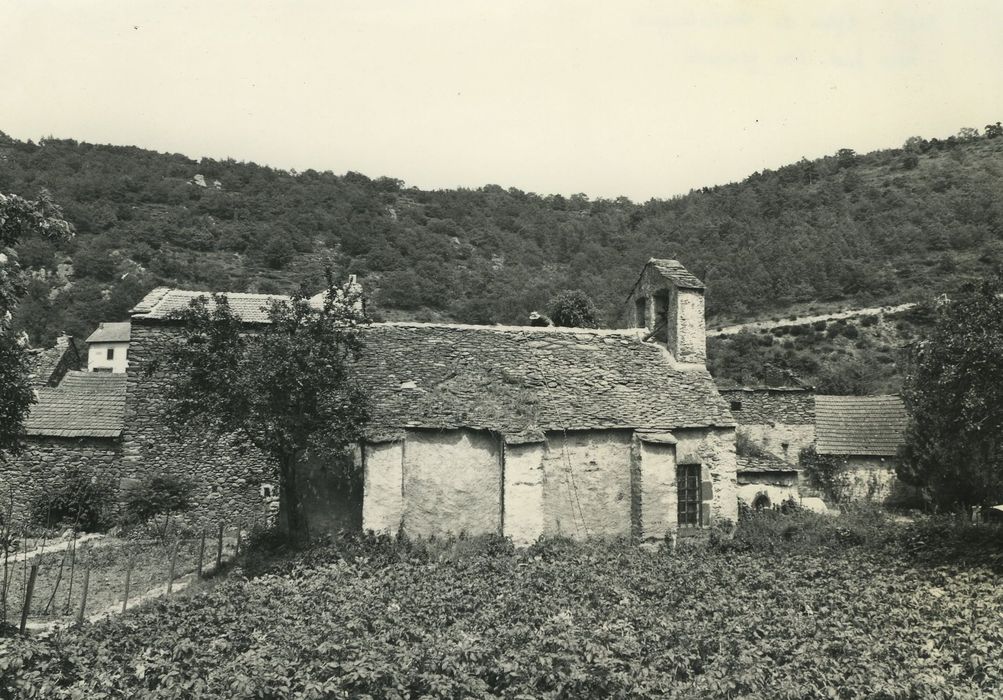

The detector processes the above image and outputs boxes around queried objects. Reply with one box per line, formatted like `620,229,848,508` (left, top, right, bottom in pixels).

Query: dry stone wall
0,437,122,520
719,389,815,424
124,321,278,527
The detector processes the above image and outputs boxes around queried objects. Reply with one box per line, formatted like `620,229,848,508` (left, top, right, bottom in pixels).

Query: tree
161,274,370,542
547,289,600,328
898,280,1003,509
0,191,74,459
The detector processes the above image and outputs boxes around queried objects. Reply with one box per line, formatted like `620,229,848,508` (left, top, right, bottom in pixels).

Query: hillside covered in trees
3,125,1002,391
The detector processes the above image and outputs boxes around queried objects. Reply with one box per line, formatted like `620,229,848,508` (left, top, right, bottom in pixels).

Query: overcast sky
2,1,1001,201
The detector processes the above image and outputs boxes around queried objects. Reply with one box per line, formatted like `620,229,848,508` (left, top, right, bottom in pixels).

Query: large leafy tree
161,276,370,541
898,279,1003,509
0,191,74,459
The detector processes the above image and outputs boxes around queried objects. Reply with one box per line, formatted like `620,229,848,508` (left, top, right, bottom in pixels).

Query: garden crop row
2,513,1003,699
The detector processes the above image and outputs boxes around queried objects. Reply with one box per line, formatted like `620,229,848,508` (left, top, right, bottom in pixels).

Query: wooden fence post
19,564,38,634
197,529,206,578
166,540,181,594
216,521,225,571
76,567,90,626
122,557,134,613
64,532,77,615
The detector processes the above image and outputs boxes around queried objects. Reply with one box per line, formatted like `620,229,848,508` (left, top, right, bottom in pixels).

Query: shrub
120,474,194,540
29,467,115,532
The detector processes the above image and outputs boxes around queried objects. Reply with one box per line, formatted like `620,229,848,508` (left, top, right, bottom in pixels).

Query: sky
2,1,1002,201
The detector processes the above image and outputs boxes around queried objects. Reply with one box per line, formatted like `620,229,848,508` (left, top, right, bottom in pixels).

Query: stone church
6,258,737,544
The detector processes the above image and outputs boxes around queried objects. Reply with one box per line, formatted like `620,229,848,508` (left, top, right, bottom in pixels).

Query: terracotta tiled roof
25,371,126,438
132,288,288,324
647,259,705,290
354,323,735,436
737,454,799,473
815,395,907,457
85,321,131,343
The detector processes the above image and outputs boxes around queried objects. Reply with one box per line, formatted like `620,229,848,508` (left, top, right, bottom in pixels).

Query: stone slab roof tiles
25,336,79,387
354,322,735,435
132,288,288,324
85,321,131,343
737,455,799,474
25,371,127,438
647,259,705,290
815,395,908,457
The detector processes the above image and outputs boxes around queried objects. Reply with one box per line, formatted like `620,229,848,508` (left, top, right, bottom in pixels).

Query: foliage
899,278,1003,509
734,431,772,459
547,289,601,328
121,475,194,541
3,523,1003,697
798,445,850,503
27,467,116,532
0,190,74,458
161,274,370,542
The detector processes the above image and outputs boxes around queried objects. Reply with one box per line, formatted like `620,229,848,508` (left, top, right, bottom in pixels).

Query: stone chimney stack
623,259,706,365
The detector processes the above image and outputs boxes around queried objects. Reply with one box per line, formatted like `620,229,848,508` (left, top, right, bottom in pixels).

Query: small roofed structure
85,321,132,374
815,395,911,503
622,258,706,365
736,454,800,511
25,334,81,388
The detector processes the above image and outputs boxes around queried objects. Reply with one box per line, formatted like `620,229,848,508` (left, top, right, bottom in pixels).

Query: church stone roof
354,323,735,436
815,395,908,457
26,371,127,438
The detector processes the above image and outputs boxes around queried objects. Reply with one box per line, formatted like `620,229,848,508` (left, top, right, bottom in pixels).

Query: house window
106,348,115,361
729,400,742,411
677,463,702,527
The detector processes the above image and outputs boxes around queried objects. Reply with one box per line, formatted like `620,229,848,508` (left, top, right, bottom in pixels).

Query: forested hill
2,125,1003,347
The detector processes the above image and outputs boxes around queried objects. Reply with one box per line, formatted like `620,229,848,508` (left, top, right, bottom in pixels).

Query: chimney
625,259,706,365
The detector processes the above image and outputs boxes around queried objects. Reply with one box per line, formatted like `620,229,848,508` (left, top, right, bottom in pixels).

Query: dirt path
707,302,917,337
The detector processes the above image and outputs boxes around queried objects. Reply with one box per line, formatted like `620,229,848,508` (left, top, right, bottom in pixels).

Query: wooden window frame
677,463,702,527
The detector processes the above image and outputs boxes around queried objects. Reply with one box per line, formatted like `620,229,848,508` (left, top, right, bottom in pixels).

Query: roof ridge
375,321,641,336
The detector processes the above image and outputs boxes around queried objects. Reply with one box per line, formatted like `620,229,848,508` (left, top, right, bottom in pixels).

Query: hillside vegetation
3,126,1002,388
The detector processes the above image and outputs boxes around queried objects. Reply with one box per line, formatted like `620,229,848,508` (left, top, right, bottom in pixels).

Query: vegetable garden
2,509,1002,699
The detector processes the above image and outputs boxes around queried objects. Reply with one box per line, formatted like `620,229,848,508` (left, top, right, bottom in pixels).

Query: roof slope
25,336,80,387
353,323,734,437
737,454,799,473
26,371,127,438
132,288,288,323
815,395,907,456
648,259,705,290
85,321,131,343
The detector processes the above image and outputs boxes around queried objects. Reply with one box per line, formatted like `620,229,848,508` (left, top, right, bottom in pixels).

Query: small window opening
106,348,115,360
635,297,647,328
730,400,742,411
677,463,702,527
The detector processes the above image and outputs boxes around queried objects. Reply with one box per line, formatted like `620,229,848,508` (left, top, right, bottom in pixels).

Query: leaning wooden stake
122,557,134,613
197,529,206,578
166,540,180,594
19,564,38,634
216,521,225,571
64,532,78,615
76,567,90,626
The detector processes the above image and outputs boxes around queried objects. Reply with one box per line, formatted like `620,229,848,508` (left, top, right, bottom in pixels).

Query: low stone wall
0,436,123,521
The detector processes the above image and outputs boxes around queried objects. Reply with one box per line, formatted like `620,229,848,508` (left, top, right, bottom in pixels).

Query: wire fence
2,521,246,634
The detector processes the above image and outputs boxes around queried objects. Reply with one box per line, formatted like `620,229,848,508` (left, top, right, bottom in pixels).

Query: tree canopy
898,279,1003,509
161,275,370,540
0,191,73,458
548,289,601,328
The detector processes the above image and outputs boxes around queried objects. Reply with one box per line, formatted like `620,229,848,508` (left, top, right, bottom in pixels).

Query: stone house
85,321,131,373
0,371,125,517
119,258,737,543
716,386,815,465
814,395,910,503
25,334,81,387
